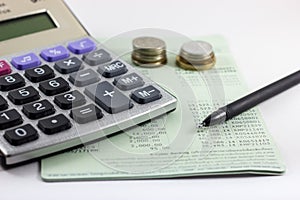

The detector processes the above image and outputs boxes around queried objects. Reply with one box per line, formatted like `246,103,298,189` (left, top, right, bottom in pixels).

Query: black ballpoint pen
201,69,300,127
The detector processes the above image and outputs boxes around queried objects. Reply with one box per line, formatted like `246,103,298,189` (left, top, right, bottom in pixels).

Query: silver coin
133,49,166,56
132,36,167,68
176,40,215,70
132,52,166,62
180,40,213,59
132,36,166,52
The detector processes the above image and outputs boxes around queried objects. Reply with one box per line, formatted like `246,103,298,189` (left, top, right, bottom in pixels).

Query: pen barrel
225,70,300,119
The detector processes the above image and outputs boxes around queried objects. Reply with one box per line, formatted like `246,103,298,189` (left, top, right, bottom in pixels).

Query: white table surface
1,0,300,199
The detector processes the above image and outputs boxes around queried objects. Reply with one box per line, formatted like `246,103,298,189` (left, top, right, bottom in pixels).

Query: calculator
0,0,177,165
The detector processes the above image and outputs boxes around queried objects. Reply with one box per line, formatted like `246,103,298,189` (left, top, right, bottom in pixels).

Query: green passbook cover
41,35,285,181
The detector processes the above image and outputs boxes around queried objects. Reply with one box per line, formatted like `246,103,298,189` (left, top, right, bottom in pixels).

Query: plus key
84,81,133,113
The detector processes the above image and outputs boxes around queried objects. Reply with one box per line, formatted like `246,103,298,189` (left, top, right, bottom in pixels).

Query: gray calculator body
0,0,176,165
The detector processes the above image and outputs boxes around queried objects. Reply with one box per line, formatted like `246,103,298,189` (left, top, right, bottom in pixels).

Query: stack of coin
132,36,167,67
176,40,216,70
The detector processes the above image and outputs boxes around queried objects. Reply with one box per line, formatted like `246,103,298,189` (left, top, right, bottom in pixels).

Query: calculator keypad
40,45,70,62
22,99,55,119
98,60,128,78
39,77,70,96
0,37,177,165
0,109,23,130
0,96,8,111
131,85,162,104
24,65,55,83
84,81,133,114
54,57,83,74
69,68,100,87
70,104,103,124
113,73,144,90
54,90,86,110
8,86,40,105
4,124,39,146
0,60,12,76
82,49,112,66
0,73,25,91
37,114,72,135
11,53,41,70
68,38,96,54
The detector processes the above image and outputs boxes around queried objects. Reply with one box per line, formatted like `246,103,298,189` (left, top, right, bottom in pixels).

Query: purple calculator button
68,38,96,54
11,53,41,70
40,45,70,62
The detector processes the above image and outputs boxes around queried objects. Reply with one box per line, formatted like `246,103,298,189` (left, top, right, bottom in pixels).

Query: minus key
69,68,100,87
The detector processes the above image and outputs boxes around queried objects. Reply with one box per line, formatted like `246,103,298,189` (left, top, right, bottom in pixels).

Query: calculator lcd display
0,12,57,42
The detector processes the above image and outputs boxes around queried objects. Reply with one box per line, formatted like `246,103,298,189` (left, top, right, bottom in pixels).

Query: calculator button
0,109,23,130
37,114,72,135
0,73,25,91
24,65,55,83
54,90,86,110
68,68,100,87
4,124,39,146
40,45,70,62
131,85,162,104
0,60,12,76
22,100,55,119
0,96,8,111
82,49,112,66
68,38,96,54
98,60,128,78
84,81,133,114
54,57,83,74
113,73,145,90
8,86,40,105
39,77,70,96
11,53,41,70
70,104,103,124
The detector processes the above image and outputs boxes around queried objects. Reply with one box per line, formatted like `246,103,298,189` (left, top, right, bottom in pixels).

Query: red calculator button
0,60,12,76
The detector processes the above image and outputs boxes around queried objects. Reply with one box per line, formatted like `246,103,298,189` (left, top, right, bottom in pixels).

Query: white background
1,0,300,199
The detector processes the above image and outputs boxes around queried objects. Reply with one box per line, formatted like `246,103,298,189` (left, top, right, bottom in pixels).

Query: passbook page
41,35,285,181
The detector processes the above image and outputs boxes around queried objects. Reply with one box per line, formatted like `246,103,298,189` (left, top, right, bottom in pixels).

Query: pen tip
199,122,206,128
